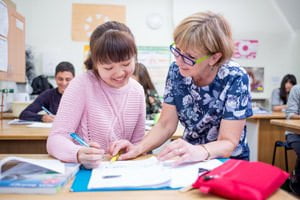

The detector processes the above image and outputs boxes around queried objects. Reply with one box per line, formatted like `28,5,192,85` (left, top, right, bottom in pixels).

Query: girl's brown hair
133,63,157,95
84,21,135,75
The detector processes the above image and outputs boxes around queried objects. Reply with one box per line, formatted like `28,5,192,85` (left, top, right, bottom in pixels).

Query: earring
210,65,216,71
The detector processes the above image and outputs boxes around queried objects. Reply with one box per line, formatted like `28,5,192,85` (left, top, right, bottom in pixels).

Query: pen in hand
41,106,54,116
70,132,90,147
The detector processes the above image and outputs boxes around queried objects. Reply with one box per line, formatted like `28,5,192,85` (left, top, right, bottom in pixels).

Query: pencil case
192,159,289,200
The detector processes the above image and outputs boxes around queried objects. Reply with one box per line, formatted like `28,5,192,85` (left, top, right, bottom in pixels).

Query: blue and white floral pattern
164,61,253,159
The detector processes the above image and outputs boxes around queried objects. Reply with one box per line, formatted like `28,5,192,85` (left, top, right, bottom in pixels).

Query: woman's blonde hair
173,11,234,67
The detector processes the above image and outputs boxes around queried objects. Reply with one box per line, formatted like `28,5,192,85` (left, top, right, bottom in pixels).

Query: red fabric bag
192,159,289,200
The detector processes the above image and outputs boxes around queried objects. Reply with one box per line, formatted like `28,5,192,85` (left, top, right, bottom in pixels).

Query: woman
132,62,161,120
271,74,297,112
110,11,253,165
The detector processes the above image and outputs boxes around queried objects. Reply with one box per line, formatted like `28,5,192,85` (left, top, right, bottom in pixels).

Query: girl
47,21,145,169
271,74,297,112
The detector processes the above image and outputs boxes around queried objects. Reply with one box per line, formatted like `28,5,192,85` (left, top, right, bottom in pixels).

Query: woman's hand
158,138,208,166
109,139,142,160
42,114,55,122
77,142,105,169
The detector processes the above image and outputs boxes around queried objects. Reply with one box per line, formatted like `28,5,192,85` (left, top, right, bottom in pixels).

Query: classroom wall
9,0,300,103
173,0,300,101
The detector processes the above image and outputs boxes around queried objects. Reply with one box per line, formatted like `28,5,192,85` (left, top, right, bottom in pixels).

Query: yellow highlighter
110,150,123,162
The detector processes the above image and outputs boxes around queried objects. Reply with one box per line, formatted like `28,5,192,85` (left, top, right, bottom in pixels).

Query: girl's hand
109,139,142,160
158,138,208,166
77,142,105,169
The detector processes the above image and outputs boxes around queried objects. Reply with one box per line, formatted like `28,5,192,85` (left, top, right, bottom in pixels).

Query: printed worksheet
88,156,223,190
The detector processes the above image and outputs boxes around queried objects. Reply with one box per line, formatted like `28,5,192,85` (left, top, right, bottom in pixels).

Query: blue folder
71,159,228,192
70,166,175,192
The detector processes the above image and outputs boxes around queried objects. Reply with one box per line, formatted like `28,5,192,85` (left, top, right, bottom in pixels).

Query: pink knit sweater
47,71,145,162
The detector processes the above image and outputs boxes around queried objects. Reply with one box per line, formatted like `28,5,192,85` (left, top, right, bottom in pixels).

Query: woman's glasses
169,43,209,66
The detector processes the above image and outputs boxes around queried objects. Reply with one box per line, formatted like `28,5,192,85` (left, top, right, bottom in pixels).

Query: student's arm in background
19,92,49,122
271,88,286,112
286,85,300,119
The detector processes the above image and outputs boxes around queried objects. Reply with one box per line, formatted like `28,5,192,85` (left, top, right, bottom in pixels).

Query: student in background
110,11,252,165
285,84,300,195
271,74,297,112
19,61,75,122
47,21,145,169
132,62,161,120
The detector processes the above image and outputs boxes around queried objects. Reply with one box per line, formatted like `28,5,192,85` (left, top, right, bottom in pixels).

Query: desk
0,154,297,200
247,112,296,172
0,112,16,119
0,120,50,154
271,120,300,134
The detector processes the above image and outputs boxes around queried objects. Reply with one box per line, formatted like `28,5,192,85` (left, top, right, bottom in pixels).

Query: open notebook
85,156,223,190
0,156,79,194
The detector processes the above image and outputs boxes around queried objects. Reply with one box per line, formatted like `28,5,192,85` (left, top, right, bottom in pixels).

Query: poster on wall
137,46,170,68
244,66,264,93
233,40,258,59
137,46,171,96
72,4,126,42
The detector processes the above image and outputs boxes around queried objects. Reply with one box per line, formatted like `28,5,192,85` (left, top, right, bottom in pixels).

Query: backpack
31,75,53,95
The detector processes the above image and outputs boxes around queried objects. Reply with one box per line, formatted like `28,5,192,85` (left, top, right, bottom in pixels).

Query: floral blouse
164,61,253,159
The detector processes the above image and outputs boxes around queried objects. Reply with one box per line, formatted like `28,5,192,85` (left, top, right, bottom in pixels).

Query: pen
41,106,53,115
70,132,90,147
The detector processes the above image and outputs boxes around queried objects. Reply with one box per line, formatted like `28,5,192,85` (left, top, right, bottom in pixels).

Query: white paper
88,156,223,189
0,37,8,71
8,119,35,125
27,122,52,128
0,0,9,37
88,157,170,189
169,159,223,188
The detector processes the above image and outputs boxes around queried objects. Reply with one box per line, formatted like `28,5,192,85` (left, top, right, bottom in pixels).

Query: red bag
192,159,289,200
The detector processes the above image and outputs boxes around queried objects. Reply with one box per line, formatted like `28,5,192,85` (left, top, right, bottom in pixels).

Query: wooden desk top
249,112,285,119
1,112,16,119
0,120,50,140
270,119,300,134
0,154,297,200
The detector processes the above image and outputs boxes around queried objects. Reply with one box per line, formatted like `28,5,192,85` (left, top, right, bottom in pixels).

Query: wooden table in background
247,112,296,173
0,154,297,200
0,120,50,154
271,120,300,134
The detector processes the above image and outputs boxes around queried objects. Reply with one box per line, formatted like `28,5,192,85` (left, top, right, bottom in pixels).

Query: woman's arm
139,103,178,153
207,119,246,158
115,103,179,160
158,119,245,165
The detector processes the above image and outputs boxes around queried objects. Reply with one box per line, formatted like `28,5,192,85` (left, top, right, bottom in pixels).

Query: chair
272,140,293,171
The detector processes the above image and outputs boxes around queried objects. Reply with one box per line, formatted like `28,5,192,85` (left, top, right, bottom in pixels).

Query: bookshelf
0,0,25,83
